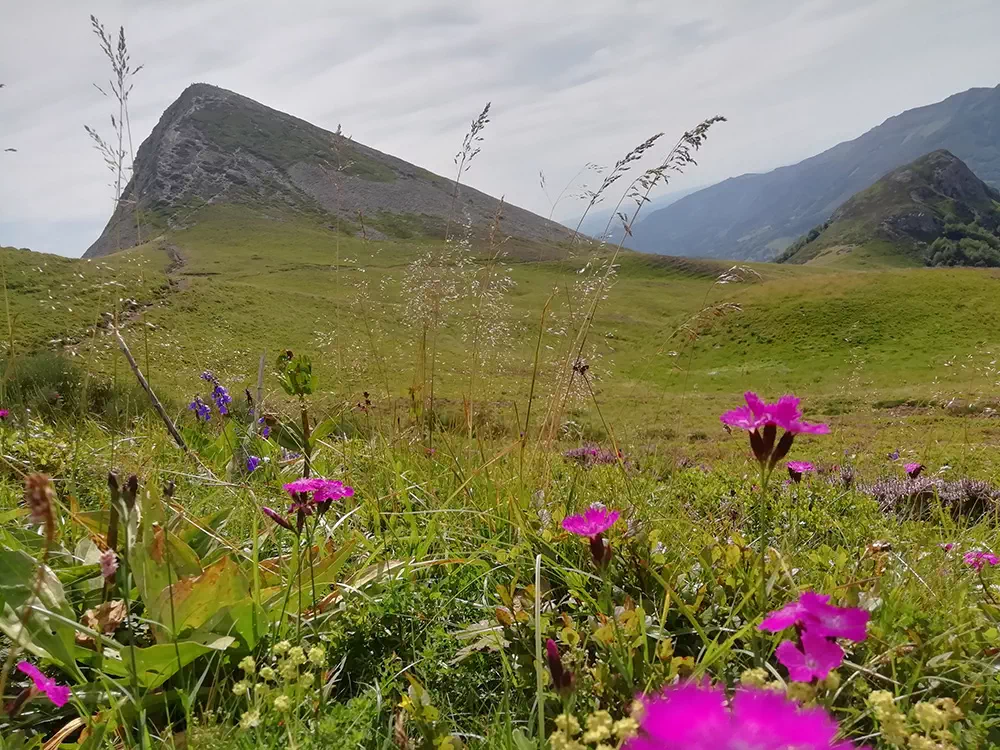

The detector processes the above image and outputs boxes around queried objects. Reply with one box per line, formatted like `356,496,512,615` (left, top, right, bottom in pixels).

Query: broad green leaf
74,510,113,540
150,556,249,642
56,563,102,587
177,503,233,559
0,550,81,676
310,416,341,443
213,599,268,651
274,421,306,453
131,486,203,625
102,633,235,689
261,537,357,609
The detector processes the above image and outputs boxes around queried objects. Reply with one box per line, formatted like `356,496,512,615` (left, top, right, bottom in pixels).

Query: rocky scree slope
85,83,571,258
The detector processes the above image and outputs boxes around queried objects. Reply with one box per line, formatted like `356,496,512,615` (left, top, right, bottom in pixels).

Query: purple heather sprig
563,443,624,469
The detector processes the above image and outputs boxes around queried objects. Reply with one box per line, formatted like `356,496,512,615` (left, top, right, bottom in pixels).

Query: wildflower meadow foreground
1,357,999,750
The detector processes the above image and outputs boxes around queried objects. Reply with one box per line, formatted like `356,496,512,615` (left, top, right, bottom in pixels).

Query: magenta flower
313,479,354,505
904,462,924,478
939,542,954,552
262,505,295,533
283,477,354,525
720,391,769,431
625,681,862,750
0,408,9,420
776,631,845,682
759,597,808,633
720,392,828,470
16,662,71,707
964,550,1000,571
545,638,574,695
99,548,118,580
787,461,815,483
283,478,329,495
563,505,620,568
562,506,620,538
760,591,869,643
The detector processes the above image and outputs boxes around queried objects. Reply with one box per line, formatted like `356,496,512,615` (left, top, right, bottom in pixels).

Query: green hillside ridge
631,84,1000,260
7,204,1000,443
778,150,1000,267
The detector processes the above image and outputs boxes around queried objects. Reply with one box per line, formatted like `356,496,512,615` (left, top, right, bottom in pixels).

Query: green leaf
310,416,341,443
102,633,235,689
274,421,306,453
213,599,268,651
261,537,357,611
0,550,81,676
56,563,102,587
177,503,233,559
130,485,203,627
151,556,250,642
276,353,313,396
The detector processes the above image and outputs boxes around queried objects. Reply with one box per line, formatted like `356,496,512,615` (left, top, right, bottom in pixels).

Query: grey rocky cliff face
85,83,571,258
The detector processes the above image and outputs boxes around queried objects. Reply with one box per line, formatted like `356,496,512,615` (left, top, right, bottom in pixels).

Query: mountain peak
628,84,1000,260
84,85,570,257
778,149,1000,266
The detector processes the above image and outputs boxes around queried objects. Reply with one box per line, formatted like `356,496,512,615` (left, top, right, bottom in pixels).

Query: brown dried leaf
76,599,127,648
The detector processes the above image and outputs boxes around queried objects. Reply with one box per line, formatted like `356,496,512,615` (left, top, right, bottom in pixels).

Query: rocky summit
84,83,571,258
779,150,1000,267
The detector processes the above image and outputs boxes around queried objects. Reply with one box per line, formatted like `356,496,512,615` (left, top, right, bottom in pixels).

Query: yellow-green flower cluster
549,709,640,750
228,639,329,732
869,691,964,748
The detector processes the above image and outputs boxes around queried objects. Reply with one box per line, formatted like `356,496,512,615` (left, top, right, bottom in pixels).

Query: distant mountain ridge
629,85,1000,260
779,150,1000,267
85,83,571,258
564,185,702,245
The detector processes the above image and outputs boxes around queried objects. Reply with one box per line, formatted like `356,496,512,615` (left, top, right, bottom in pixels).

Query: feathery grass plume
85,15,143,253
538,162,604,221
569,132,665,246
463,197,516,437
404,102,493,446
446,102,491,242
543,117,726,445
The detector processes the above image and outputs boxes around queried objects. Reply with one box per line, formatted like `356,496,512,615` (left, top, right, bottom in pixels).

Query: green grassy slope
0,244,170,354
6,206,1000,443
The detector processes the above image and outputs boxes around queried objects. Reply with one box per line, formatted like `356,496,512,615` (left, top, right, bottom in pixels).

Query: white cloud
1,0,998,255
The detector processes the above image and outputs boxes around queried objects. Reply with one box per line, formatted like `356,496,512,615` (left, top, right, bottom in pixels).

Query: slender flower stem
979,570,999,607
756,462,774,666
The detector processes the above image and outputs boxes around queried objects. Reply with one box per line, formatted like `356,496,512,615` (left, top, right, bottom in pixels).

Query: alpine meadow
3,7,1000,750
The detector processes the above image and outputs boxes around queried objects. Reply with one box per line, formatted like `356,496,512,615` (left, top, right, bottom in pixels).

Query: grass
3,200,1000,749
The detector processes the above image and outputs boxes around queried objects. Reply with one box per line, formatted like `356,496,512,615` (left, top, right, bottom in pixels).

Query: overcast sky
2,0,999,257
